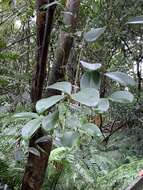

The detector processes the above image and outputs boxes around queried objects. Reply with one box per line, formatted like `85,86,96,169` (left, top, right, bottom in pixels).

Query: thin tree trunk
31,0,56,105
47,0,80,96
21,1,56,189
21,0,80,189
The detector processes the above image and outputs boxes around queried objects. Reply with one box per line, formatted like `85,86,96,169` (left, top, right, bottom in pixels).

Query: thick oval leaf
80,71,101,90
97,98,110,112
36,95,65,113
47,81,72,94
41,111,58,131
14,112,39,119
81,123,102,137
105,72,135,86
61,131,78,148
28,147,40,157
21,118,41,138
84,27,106,42
127,16,143,24
72,88,100,107
109,91,134,103
80,60,102,71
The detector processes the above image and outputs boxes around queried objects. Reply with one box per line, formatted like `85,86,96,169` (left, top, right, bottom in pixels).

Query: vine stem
74,21,89,91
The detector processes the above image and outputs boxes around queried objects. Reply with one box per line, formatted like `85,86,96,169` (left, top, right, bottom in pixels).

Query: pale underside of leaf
127,16,143,24
84,27,106,42
109,91,134,103
36,95,65,113
80,71,101,90
41,111,58,131
97,98,110,112
80,123,102,137
105,72,135,86
80,60,102,71
61,131,78,148
72,88,100,107
13,112,39,119
40,1,58,10
47,81,72,94
21,118,41,138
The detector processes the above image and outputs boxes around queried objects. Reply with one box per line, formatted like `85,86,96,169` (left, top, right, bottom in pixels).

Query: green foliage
80,71,101,90
97,98,110,112
48,82,72,95
105,72,136,86
84,27,106,42
96,159,143,190
127,16,143,24
80,60,102,71
80,123,102,137
14,112,39,119
109,91,134,103
71,88,100,107
21,118,41,138
36,95,65,113
42,111,58,131
1,0,143,189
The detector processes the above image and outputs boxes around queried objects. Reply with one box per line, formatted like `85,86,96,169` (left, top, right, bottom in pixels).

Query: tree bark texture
21,1,56,190
21,130,52,190
31,0,56,104
47,0,80,96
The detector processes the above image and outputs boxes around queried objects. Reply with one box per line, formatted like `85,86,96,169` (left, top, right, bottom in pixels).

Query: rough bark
21,130,52,190
21,1,56,189
47,0,80,96
31,0,56,104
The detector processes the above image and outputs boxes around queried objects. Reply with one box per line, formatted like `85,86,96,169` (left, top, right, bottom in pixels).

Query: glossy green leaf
127,16,143,24
81,123,102,137
109,91,134,103
105,72,135,86
84,27,105,42
36,95,65,113
61,131,78,148
72,88,100,107
47,81,72,94
97,98,110,112
42,111,58,131
21,118,41,138
14,112,39,119
80,60,102,71
80,71,101,90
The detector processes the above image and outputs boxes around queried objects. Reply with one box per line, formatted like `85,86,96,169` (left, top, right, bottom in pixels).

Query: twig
0,33,35,51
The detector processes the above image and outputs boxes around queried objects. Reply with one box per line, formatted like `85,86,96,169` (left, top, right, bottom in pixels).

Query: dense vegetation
0,0,143,189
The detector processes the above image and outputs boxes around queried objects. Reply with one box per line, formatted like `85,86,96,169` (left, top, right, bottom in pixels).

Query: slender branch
0,33,35,52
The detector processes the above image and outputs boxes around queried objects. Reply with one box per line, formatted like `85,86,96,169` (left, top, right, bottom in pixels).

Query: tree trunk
31,0,56,105
21,1,80,189
47,0,80,96
21,130,52,190
21,1,56,189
